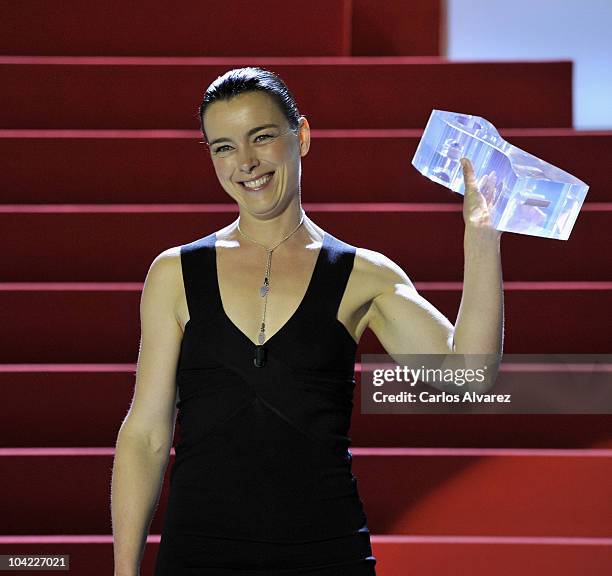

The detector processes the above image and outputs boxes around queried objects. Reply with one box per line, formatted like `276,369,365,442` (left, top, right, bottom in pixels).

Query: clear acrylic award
412,110,589,240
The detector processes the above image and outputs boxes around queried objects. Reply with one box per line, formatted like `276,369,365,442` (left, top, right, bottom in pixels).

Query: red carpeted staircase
1,2,611,574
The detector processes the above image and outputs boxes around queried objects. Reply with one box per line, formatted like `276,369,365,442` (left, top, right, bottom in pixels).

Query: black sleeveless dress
154,230,377,575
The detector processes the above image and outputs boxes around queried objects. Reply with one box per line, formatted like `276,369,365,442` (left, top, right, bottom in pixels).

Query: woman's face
202,91,310,216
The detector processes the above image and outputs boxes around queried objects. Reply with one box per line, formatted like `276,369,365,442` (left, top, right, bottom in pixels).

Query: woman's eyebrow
208,124,280,147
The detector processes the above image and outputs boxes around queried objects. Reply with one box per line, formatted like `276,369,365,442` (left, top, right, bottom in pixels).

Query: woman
111,67,504,575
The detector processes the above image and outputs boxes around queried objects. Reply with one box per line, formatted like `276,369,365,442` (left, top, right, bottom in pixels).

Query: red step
351,448,612,537
2,366,610,449
0,1,444,58
1,448,610,537
369,536,612,576
0,0,351,57
351,0,444,56
0,283,609,362
0,58,573,129
0,207,608,281
0,128,606,204
1,535,610,576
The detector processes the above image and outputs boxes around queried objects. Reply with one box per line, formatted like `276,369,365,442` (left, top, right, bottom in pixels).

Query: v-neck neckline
213,231,329,348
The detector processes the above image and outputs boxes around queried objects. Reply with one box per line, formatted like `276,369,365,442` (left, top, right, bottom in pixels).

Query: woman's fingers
463,160,498,201
461,157,477,191
485,171,497,202
478,173,489,191
459,160,502,236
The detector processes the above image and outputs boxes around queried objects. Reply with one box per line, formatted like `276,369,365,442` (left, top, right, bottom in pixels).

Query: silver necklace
236,208,306,367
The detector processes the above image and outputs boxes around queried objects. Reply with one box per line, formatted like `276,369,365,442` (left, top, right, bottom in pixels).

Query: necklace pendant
258,331,266,345
254,344,267,368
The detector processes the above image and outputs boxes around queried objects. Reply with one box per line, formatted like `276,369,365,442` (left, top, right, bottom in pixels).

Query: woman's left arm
364,157,504,393
452,158,504,357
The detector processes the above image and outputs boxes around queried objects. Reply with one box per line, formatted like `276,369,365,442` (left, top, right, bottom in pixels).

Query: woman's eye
212,134,275,155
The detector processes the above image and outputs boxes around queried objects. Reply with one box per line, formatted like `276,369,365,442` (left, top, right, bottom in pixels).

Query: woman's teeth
242,173,273,189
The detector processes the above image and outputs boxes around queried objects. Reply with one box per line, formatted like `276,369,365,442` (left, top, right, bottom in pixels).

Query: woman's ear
298,116,311,156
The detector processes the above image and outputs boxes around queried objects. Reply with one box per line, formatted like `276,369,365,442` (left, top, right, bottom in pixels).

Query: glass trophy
411,110,589,240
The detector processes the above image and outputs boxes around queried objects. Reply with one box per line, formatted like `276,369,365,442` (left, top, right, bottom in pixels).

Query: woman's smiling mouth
240,172,274,191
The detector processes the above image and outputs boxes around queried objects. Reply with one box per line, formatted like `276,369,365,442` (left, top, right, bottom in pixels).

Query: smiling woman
199,73,308,230
110,66,380,576
111,65,504,576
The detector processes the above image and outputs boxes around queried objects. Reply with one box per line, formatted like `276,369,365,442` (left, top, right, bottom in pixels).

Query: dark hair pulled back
198,66,301,142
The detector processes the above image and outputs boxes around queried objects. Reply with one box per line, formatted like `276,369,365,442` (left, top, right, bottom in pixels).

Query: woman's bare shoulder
147,245,182,280
352,245,415,295
142,245,185,314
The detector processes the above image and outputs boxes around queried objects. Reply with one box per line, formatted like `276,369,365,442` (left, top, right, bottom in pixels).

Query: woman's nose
238,146,259,173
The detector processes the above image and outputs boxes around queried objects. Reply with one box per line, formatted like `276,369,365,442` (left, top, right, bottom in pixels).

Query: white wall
447,0,612,129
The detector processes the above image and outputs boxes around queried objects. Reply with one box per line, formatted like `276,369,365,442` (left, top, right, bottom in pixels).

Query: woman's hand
460,157,502,240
